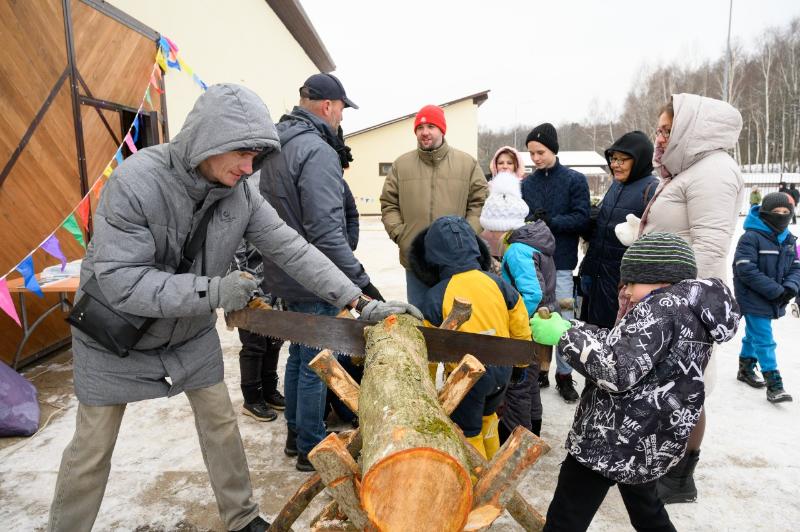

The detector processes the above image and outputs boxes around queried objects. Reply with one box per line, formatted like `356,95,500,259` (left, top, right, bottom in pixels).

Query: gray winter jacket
72,85,361,406
260,107,369,302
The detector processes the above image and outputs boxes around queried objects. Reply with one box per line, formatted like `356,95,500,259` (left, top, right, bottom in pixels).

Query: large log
359,314,473,532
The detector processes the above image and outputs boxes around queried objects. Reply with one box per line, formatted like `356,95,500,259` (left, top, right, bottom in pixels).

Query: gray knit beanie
620,232,697,284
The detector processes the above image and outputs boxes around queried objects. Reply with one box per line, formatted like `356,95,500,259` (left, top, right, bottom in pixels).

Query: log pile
268,299,549,532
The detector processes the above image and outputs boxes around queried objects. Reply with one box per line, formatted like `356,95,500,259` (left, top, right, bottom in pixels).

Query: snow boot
555,373,579,403
466,433,487,459
231,516,270,532
284,427,298,457
265,390,286,410
538,370,550,389
763,370,793,403
242,401,278,422
481,413,501,460
657,450,700,504
737,357,765,388
296,452,315,472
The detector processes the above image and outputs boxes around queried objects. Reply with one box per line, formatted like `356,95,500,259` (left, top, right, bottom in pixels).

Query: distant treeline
479,17,800,175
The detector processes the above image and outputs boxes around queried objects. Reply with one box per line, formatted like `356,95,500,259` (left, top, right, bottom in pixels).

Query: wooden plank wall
0,0,161,366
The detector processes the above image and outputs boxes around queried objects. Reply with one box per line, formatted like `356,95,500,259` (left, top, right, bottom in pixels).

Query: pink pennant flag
149,71,164,94
0,278,21,327
124,133,138,154
41,235,67,271
77,196,91,230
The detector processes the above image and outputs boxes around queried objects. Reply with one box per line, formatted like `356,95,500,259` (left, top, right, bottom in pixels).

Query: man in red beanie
380,104,488,308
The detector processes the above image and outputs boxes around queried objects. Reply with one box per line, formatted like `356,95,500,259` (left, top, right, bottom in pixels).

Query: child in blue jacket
733,192,800,403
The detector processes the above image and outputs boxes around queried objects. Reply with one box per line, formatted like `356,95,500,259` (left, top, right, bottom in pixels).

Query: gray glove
359,299,423,321
209,271,258,312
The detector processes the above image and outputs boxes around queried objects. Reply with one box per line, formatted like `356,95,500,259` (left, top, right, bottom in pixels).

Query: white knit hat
479,172,529,231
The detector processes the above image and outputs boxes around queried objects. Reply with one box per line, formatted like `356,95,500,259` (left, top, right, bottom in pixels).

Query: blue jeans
283,300,339,454
740,314,778,371
555,270,575,375
406,269,430,309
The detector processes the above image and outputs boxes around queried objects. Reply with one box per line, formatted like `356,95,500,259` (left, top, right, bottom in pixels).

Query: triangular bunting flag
16,256,43,297
132,115,139,143
178,57,193,77
145,86,153,107
0,278,21,326
124,132,138,154
102,164,113,178
149,71,164,94
77,196,91,230
156,49,168,72
94,176,106,201
41,235,67,271
115,148,124,165
62,214,86,249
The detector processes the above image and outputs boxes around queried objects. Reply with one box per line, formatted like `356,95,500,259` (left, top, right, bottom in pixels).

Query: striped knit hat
620,232,697,284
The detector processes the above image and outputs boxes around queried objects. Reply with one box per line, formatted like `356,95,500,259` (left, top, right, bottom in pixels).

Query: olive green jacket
380,140,488,268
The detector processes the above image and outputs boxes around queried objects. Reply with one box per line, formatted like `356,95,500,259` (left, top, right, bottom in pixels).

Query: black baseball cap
300,73,359,109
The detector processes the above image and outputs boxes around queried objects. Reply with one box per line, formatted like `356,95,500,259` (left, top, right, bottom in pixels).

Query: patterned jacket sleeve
558,297,675,393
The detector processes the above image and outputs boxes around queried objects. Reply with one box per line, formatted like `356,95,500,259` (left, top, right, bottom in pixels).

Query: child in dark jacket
733,192,800,403
409,216,532,460
531,232,740,531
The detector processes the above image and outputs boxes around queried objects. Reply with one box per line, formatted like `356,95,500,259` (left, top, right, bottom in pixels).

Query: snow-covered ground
1,217,798,531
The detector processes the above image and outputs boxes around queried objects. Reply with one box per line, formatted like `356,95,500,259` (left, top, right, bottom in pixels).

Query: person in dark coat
789,183,799,224
733,192,800,402
521,123,590,401
579,131,658,328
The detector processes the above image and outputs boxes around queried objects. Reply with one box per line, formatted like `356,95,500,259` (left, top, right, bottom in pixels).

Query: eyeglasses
609,156,632,166
655,128,671,140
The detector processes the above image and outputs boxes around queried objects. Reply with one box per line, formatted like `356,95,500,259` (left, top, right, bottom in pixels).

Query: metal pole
722,0,734,102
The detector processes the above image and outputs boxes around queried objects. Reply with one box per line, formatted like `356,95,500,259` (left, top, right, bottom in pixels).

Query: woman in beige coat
639,93,744,504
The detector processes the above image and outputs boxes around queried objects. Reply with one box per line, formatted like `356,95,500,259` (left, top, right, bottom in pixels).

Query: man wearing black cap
521,122,590,402
259,73,387,471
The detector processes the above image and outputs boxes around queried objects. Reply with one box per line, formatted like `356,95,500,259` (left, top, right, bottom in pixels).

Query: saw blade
225,308,535,366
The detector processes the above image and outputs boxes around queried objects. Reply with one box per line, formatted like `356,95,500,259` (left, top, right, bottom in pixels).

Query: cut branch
309,349,360,413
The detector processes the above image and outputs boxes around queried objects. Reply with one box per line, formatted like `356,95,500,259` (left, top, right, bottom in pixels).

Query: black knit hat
525,122,559,154
760,191,794,213
620,232,697,284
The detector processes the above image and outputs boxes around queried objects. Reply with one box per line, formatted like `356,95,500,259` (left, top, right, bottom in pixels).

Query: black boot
285,427,298,457
657,450,700,504
538,370,550,389
296,452,315,472
737,357,765,388
231,515,270,532
555,373,579,403
242,401,278,422
763,370,793,403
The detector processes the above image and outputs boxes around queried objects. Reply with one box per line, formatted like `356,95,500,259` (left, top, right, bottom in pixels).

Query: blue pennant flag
115,148,124,164
16,256,43,297
132,115,139,143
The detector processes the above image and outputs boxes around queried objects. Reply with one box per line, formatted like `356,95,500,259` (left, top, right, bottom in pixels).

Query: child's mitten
530,312,572,346
614,214,641,246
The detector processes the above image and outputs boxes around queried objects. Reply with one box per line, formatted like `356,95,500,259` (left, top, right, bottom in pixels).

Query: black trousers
543,454,676,532
238,328,283,404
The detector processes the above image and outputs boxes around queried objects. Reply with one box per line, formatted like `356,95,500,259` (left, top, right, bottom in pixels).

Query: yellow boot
465,433,487,460
481,413,500,460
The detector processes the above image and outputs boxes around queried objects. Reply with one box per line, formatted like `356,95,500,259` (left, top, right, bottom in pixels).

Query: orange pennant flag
94,177,106,201
76,196,91,230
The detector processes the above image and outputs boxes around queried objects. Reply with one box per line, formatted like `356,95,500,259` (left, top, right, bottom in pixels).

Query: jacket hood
604,131,654,183
490,146,526,178
661,93,743,175
508,220,555,255
663,278,740,343
277,106,334,146
744,205,791,242
407,216,492,286
169,84,280,174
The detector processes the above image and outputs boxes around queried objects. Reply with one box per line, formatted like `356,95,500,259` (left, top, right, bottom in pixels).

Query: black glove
361,282,385,302
778,287,797,307
511,366,527,385
532,208,550,225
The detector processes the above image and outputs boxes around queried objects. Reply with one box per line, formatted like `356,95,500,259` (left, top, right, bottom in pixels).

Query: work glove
360,282,385,302
510,366,527,385
210,271,258,312
532,208,550,225
530,312,572,346
359,300,423,322
614,214,641,247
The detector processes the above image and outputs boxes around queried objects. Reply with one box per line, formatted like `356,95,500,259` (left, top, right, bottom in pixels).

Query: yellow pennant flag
178,57,193,77
156,49,168,72
102,164,113,178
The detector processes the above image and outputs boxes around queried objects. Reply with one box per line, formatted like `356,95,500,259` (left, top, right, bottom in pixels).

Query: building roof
345,90,490,138
518,150,608,169
265,0,335,72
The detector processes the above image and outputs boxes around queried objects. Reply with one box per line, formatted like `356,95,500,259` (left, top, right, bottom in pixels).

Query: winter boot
763,370,793,403
296,452,315,472
466,433,487,459
737,357,765,388
284,427,298,457
657,450,700,504
231,515,270,532
538,370,550,389
481,413,501,460
555,373,579,403
265,390,286,410
242,401,278,422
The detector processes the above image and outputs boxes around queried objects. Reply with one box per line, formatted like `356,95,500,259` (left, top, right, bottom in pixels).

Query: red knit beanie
413,105,446,135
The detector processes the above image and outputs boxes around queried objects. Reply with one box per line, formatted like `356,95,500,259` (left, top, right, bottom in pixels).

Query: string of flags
0,37,207,327
353,196,377,203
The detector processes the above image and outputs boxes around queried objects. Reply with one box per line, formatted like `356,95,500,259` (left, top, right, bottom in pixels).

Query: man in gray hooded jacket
48,84,419,532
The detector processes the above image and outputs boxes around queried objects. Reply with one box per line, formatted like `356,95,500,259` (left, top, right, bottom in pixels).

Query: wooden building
0,0,167,366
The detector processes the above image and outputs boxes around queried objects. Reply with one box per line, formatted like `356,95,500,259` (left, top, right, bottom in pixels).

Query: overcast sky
300,0,799,133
